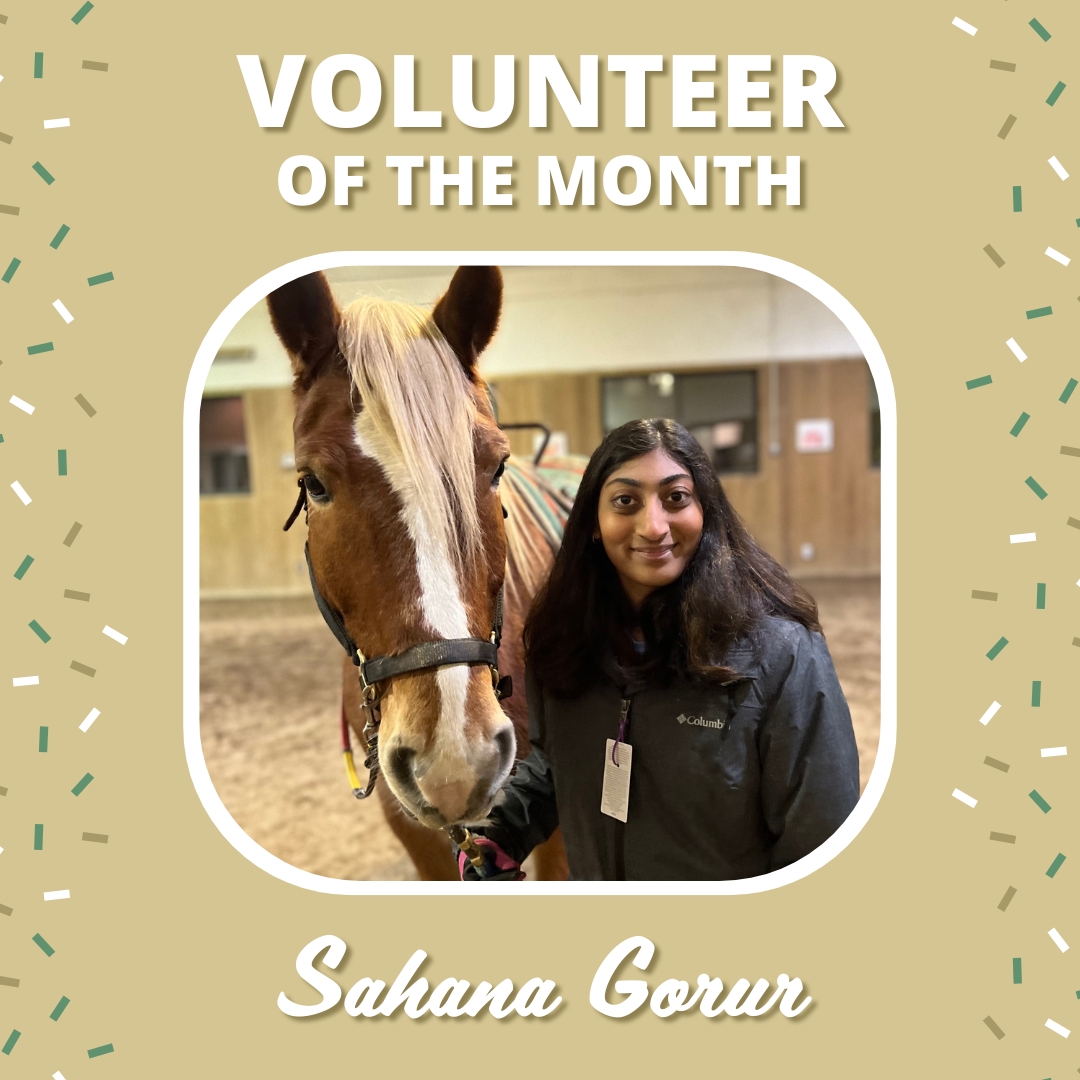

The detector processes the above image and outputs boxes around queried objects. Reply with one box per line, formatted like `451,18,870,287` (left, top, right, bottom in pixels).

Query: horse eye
303,474,329,502
492,460,506,487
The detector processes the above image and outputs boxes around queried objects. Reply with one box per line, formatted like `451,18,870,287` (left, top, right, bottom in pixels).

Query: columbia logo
676,713,725,730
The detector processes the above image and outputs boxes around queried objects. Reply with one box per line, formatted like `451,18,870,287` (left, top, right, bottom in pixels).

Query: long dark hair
524,418,820,696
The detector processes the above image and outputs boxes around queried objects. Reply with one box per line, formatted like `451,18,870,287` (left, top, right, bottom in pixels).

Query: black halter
283,479,511,799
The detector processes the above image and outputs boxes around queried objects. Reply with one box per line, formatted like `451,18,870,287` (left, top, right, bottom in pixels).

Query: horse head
267,267,515,828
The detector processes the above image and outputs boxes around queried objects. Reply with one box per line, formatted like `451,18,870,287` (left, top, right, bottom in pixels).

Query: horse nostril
493,725,515,774
386,745,417,794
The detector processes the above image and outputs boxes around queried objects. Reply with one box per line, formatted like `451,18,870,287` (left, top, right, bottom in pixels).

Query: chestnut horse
267,267,569,880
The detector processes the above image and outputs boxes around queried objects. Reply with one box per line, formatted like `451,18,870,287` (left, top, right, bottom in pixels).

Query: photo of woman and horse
198,263,882,882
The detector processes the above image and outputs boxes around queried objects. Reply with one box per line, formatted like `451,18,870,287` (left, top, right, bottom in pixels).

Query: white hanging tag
601,739,632,822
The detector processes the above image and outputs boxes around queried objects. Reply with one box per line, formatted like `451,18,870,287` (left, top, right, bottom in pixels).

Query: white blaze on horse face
353,415,472,764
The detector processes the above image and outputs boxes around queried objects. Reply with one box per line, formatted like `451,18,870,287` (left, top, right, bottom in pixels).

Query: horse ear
432,266,502,376
266,272,343,385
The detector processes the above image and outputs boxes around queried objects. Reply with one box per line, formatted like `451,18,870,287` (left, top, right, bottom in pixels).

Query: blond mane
338,296,481,572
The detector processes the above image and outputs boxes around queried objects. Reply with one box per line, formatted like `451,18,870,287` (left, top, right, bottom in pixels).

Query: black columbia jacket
482,616,861,880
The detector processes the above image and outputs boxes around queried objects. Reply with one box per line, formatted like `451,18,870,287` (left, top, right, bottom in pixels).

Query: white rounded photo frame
183,250,897,896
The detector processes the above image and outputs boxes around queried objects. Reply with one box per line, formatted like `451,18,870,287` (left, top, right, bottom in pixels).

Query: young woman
460,417,860,881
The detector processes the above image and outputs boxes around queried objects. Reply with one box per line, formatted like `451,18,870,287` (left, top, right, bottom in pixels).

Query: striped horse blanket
499,455,586,613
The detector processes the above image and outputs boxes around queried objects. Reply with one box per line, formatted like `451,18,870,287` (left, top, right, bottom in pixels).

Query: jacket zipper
613,694,632,881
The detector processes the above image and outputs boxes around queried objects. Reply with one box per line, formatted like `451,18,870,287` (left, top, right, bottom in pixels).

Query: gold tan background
0,0,1077,1076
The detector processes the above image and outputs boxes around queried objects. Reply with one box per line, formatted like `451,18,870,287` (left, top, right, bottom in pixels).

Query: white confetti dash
43,117,70,129
52,298,74,323
102,625,128,645
12,676,39,687
952,16,977,35
1046,246,1071,266
43,889,70,901
53,1072,68,1080
979,701,1001,726
0,846,4,855
9,394,35,414
1009,532,1036,544
1048,156,1070,181
10,480,32,505
79,707,101,732
1041,746,1067,757
1048,927,1070,953
1046,1018,1071,1038
0,74,5,84
952,788,978,808
1005,337,1027,362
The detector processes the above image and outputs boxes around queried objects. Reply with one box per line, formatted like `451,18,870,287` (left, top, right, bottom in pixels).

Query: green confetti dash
984,755,1010,772
33,52,43,79
966,375,993,389
58,449,67,476
998,886,1018,912
50,224,70,249
1032,680,1042,706
71,772,94,797
87,271,114,286
986,636,1009,660
29,619,50,643
27,341,54,355
81,832,108,843
1030,18,1051,41
70,660,96,677
49,995,70,1021
984,244,1005,267
32,933,54,957
74,394,96,417
87,1043,114,1059
1046,853,1066,878
13,555,34,580
1062,445,1080,457
1026,306,1053,319
998,114,1017,139
1046,81,1066,106
34,824,43,850
32,161,55,185
1009,412,1030,436
1024,476,1048,499
1036,583,1046,608
38,726,48,751
971,590,998,601
82,60,109,72
1,257,20,283
72,1,94,23
1012,957,1022,984
1029,789,1051,814
1,1030,20,1055
62,522,82,546
983,1016,1006,1039
1012,186,1022,212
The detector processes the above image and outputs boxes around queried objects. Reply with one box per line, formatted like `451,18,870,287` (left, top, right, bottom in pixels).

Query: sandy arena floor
200,577,881,881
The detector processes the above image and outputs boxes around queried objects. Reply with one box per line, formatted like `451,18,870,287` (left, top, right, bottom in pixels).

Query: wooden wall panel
200,387,309,597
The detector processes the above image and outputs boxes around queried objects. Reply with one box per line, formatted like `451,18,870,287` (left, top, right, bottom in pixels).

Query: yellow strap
343,749,364,795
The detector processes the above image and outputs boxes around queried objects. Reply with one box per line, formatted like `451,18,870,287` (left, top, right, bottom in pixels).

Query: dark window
602,370,758,473
869,375,881,469
200,396,251,494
